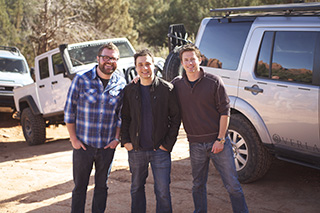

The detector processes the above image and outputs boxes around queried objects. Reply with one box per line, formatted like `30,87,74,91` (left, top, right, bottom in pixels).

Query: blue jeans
189,137,248,213
128,149,172,213
71,144,115,213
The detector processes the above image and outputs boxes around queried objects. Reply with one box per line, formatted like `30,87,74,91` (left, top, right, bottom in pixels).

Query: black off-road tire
21,107,46,146
229,114,273,183
124,67,137,83
163,46,184,81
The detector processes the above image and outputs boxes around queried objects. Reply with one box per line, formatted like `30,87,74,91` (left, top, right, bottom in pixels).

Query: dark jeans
71,145,115,213
128,149,172,213
189,137,248,213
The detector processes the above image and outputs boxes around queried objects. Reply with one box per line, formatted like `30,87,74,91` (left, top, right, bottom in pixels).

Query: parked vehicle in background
13,38,164,146
0,46,33,110
163,2,320,183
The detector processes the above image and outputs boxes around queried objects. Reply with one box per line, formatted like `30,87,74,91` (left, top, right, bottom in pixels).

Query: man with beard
64,42,126,213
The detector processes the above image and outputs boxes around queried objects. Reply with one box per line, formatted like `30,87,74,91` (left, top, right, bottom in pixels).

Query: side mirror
30,67,35,81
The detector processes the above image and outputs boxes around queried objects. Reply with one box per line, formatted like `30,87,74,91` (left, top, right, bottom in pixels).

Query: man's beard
98,62,117,75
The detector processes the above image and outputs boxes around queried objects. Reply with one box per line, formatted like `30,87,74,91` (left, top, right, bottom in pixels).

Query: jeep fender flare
19,96,41,116
229,96,272,145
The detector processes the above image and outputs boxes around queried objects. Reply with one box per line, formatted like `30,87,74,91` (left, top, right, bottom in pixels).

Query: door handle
39,85,45,88
244,85,263,95
52,81,58,84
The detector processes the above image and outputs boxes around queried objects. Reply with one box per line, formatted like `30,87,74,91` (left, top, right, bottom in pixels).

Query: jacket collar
182,67,205,84
137,76,160,92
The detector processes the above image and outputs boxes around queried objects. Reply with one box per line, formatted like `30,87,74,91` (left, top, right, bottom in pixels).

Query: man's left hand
211,141,224,154
104,140,119,149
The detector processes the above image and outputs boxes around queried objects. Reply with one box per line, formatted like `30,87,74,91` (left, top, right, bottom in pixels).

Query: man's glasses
99,55,119,62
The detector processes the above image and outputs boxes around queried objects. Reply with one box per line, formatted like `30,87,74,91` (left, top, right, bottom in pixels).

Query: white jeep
13,38,164,145
0,46,33,110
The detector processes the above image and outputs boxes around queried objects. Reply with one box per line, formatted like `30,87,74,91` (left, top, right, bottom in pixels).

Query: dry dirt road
0,111,320,213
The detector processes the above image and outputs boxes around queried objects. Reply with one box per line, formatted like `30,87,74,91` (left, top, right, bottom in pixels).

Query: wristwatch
217,138,226,144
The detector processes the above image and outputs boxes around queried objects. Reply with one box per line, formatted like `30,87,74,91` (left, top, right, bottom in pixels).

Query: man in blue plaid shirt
64,42,126,213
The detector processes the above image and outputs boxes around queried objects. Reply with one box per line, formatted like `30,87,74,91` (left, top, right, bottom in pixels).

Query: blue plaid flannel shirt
64,66,126,148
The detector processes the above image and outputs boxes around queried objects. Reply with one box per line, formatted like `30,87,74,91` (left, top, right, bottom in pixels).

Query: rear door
239,27,320,162
36,51,71,115
36,55,54,114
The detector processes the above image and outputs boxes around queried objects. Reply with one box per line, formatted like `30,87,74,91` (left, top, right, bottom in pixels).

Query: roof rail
0,46,21,55
210,2,320,16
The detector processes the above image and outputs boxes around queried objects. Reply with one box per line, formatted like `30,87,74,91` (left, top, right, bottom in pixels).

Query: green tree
86,0,138,44
0,0,19,46
129,0,171,46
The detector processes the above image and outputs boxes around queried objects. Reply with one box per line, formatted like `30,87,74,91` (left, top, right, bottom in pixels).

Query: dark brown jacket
120,76,181,152
172,69,230,143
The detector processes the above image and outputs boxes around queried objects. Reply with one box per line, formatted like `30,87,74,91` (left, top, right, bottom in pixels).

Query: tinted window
198,19,253,70
52,53,65,75
39,58,49,80
256,31,317,85
256,32,273,78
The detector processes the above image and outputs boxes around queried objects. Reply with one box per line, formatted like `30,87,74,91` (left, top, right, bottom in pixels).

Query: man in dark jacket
120,49,181,213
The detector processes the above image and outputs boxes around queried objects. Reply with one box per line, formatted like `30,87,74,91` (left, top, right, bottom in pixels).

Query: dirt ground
0,110,320,213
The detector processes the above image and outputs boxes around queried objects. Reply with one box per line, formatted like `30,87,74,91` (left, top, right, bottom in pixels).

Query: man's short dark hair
98,42,119,56
179,44,202,61
134,49,154,65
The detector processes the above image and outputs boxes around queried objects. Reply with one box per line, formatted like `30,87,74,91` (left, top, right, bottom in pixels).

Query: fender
19,95,41,116
229,96,273,145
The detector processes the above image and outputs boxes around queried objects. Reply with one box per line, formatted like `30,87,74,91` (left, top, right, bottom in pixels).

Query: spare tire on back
163,46,184,82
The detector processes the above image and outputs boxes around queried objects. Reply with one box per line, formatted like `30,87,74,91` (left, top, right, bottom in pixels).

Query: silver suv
164,2,320,183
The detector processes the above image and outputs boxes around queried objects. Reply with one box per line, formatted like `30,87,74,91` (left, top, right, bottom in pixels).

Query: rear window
198,18,253,70
255,31,318,85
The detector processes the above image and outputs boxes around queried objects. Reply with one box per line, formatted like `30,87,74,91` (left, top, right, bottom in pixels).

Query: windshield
68,41,135,67
0,58,28,73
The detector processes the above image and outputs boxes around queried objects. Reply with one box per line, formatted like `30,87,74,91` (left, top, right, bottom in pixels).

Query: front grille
0,86,14,91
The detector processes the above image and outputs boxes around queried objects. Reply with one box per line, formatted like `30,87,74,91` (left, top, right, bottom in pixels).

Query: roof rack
210,2,320,17
0,46,21,55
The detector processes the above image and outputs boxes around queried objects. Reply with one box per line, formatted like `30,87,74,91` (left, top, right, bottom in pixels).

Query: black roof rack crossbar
210,2,320,15
0,46,21,54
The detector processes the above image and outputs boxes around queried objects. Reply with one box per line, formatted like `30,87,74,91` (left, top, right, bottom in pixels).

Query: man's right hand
124,143,134,151
132,75,140,84
70,138,86,150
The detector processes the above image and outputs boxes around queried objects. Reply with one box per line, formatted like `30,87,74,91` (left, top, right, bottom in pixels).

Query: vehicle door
36,55,55,114
36,52,71,114
238,28,320,160
50,52,71,113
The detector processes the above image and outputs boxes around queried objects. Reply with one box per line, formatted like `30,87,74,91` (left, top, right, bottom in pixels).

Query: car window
39,57,49,80
114,42,135,58
256,31,318,85
68,41,134,67
198,18,253,70
52,53,65,75
0,58,27,73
